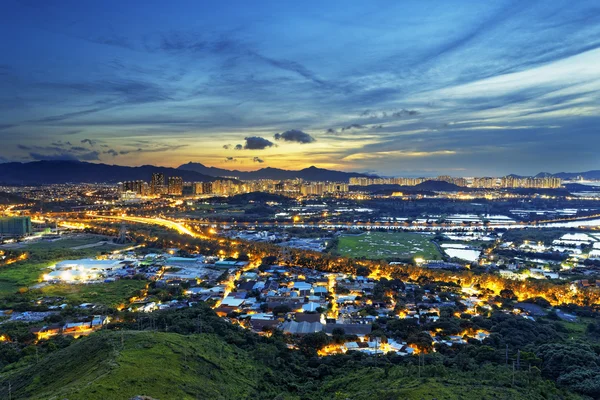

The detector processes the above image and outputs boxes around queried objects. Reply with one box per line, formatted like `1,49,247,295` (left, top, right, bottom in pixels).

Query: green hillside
0,328,581,400
320,365,577,400
0,331,266,400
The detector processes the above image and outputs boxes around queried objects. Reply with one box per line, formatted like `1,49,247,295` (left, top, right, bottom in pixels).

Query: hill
0,161,219,185
0,329,580,400
0,331,266,400
536,170,600,180
178,162,375,181
0,191,30,205
350,180,468,194
413,180,465,191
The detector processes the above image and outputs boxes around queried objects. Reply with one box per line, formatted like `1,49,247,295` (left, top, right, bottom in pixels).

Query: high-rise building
150,173,165,195
201,182,213,194
0,216,32,237
168,176,183,195
121,180,146,195
182,182,194,196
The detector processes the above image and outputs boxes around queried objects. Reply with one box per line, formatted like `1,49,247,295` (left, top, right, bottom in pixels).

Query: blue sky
1,0,600,176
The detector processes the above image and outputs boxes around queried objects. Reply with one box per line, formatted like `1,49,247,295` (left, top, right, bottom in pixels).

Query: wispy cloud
2,1,600,174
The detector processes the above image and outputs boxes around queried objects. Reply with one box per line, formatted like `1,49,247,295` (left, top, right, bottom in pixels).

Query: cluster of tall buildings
300,182,349,196
497,176,562,189
349,177,427,186
121,173,351,199
350,175,562,189
122,173,185,197
121,171,561,199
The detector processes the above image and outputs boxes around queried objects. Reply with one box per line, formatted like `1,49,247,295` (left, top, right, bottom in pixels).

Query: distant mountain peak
178,162,375,181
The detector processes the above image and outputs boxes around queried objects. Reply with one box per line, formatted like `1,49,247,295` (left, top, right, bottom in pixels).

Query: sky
1,0,600,176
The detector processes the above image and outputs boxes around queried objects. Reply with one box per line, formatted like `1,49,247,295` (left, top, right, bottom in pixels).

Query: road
92,215,209,239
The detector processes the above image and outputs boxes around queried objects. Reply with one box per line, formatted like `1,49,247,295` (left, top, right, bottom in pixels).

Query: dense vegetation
1,303,597,399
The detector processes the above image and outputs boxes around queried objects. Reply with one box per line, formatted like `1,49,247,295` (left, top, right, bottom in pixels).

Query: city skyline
1,1,600,176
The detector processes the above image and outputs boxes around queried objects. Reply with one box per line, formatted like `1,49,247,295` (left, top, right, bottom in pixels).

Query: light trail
90,215,210,240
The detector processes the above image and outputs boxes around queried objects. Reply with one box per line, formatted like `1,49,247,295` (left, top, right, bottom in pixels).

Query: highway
93,215,208,239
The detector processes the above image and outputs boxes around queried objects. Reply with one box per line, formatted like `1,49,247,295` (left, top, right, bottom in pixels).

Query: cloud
31,107,112,123
104,149,119,157
360,109,419,119
28,150,100,161
81,138,97,147
344,150,457,161
0,124,16,130
224,156,237,162
223,144,231,150
391,109,419,118
70,146,87,151
51,141,72,147
342,124,365,131
273,130,316,144
118,144,186,155
152,30,329,87
253,157,264,163
234,144,243,150
243,136,274,150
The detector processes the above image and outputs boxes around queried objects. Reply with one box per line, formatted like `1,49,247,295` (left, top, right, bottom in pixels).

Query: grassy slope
336,232,441,260
1,331,265,400
319,366,580,400
0,329,581,400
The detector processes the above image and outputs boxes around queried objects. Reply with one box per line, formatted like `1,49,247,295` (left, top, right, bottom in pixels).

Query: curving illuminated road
91,215,209,239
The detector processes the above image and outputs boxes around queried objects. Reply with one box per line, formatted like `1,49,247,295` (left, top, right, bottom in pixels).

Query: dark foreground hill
0,304,583,400
0,330,577,400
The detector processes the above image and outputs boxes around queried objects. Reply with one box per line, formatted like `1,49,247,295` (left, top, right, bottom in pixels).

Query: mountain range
0,160,375,185
0,160,218,185
177,162,375,181
0,160,598,185
536,170,600,180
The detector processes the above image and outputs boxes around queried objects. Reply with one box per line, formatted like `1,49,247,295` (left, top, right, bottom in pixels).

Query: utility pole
505,344,508,365
512,361,516,386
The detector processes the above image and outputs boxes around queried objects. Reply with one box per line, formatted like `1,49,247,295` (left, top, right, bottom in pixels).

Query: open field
34,279,148,308
335,231,441,261
17,234,118,251
0,260,55,295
